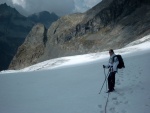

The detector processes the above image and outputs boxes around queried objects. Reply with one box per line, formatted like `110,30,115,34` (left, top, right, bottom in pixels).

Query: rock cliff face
9,0,150,69
9,24,47,69
0,3,59,70
0,3,34,70
43,0,150,57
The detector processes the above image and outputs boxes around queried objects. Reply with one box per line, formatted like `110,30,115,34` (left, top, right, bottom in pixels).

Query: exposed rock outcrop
0,3,34,70
43,0,150,57
9,24,47,69
9,0,150,69
0,3,59,70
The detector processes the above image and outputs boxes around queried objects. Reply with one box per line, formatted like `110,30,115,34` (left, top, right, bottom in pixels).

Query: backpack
113,55,125,69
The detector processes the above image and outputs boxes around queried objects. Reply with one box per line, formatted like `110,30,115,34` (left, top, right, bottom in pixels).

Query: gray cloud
0,0,101,16
0,0,75,16
24,0,75,16
73,0,101,13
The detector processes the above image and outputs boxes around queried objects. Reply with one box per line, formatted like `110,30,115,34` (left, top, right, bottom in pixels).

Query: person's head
109,49,114,56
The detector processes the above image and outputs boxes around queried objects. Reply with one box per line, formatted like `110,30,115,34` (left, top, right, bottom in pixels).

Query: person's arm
113,57,119,72
103,62,112,69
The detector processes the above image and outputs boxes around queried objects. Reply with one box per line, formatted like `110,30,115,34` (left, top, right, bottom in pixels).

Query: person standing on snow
103,49,119,93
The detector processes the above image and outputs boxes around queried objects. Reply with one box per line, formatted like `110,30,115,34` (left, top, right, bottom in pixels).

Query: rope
99,68,110,113
104,69,112,113
105,92,110,113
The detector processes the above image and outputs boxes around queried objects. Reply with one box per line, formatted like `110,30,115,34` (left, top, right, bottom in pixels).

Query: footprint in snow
109,107,116,113
121,109,127,113
114,101,120,105
124,101,128,104
100,111,104,113
112,97,117,100
141,87,145,90
98,105,102,108
116,79,121,85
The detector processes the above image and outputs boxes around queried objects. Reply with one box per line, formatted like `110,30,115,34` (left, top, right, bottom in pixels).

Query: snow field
0,34,150,113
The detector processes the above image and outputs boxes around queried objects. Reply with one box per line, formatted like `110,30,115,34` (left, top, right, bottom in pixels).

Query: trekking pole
99,68,107,94
99,68,110,94
106,69,110,91
104,68,107,92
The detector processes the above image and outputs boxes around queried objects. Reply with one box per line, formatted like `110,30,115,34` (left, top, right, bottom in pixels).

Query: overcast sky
0,0,101,16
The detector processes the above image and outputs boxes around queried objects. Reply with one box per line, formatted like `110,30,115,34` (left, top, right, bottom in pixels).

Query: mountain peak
0,3,8,7
28,11,59,28
0,3,20,16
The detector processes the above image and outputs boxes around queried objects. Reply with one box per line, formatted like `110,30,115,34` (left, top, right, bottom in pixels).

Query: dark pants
108,72,116,91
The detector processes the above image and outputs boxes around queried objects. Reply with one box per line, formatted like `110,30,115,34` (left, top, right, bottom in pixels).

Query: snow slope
0,34,150,113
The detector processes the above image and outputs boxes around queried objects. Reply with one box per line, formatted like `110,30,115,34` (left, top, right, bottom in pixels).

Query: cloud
19,0,75,16
0,0,101,16
0,0,75,16
73,0,101,13
12,0,26,8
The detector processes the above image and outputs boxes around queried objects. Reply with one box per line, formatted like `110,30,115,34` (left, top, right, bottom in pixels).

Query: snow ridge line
105,93,110,113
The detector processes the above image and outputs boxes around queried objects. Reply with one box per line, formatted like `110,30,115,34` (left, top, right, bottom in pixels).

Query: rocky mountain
0,3,34,70
9,24,46,69
28,11,59,28
0,3,59,71
9,0,150,69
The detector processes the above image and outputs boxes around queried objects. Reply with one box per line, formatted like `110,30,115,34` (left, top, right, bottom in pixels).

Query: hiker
103,49,119,93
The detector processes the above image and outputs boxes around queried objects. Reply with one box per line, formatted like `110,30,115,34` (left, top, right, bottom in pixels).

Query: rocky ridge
9,0,150,69
0,3,59,70
0,3,34,70
9,24,46,69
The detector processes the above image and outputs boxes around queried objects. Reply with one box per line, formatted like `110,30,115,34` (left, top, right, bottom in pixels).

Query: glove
103,65,105,68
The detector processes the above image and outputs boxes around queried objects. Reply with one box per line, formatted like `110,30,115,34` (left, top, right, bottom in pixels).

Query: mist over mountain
28,11,59,28
9,0,150,70
0,3,59,71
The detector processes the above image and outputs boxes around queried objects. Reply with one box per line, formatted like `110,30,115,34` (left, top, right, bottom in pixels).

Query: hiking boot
106,89,114,93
